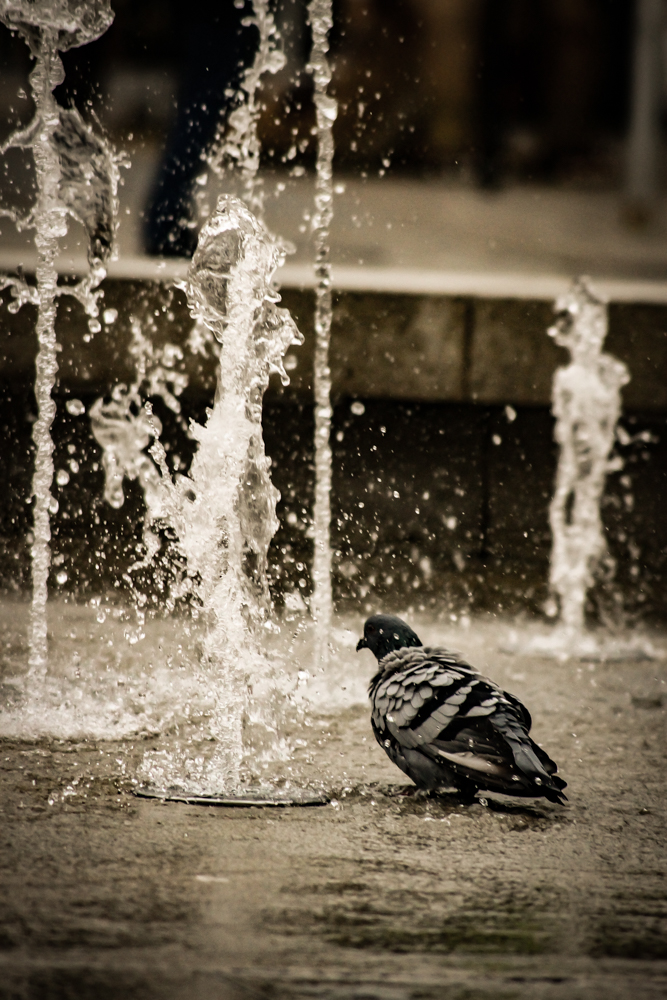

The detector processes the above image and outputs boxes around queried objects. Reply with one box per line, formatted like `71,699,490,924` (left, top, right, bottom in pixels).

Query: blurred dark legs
477,0,505,189
143,0,257,258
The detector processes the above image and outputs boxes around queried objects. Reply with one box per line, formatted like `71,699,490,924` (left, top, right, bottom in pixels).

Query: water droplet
66,399,86,416
56,570,68,585
350,401,365,416
103,308,118,325
56,469,70,486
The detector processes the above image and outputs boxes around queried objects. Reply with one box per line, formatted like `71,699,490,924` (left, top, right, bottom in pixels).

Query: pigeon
357,613,567,804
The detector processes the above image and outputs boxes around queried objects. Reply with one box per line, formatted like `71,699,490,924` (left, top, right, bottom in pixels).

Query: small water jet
202,0,285,220
547,278,628,635
505,277,656,661
307,0,336,669
0,0,118,675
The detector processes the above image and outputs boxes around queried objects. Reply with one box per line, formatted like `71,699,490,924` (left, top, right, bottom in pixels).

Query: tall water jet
203,0,285,220
0,0,117,674
307,0,336,668
547,278,629,635
140,195,303,793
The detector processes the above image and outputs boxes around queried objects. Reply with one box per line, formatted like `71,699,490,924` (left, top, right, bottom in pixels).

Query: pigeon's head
356,614,423,661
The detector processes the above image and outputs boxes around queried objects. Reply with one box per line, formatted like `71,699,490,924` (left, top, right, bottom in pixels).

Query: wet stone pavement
1,642,666,1000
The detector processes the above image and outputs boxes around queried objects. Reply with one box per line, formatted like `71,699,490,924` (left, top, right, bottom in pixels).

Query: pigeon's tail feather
495,709,568,804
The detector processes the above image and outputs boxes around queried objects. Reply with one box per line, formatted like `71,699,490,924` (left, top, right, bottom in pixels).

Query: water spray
138,195,307,795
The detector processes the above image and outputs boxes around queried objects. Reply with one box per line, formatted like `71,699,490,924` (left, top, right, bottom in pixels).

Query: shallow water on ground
0,601,666,998
0,596,664,766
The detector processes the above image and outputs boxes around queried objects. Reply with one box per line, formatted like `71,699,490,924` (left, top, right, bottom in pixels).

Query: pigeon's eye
367,625,376,634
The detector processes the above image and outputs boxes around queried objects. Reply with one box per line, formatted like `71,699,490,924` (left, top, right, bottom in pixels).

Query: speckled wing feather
369,646,566,802
371,646,504,743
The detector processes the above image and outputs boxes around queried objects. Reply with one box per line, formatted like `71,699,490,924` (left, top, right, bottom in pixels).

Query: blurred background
0,0,666,623
0,0,643,185
1,0,666,274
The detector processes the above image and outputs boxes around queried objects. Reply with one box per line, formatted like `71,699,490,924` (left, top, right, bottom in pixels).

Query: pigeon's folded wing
371,647,506,751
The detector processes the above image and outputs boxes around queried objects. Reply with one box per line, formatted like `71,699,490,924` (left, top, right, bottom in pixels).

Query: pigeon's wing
371,646,505,749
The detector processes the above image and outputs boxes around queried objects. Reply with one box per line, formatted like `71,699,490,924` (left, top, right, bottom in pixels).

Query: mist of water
0,0,118,675
307,0,336,669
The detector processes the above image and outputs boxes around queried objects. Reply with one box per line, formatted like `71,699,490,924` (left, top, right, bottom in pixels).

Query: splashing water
139,195,303,792
307,0,336,669
0,0,119,675
89,312,183,515
202,0,285,220
89,313,190,623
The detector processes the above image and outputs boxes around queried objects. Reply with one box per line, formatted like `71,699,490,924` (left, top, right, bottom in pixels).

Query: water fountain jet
135,195,327,804
202,0,285,221
307,0,336,670
0,0,118,675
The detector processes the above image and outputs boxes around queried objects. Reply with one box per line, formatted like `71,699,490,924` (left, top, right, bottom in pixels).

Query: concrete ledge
3,250,667,303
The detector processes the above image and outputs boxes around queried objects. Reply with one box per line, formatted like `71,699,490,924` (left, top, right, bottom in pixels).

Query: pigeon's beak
356,637,368,652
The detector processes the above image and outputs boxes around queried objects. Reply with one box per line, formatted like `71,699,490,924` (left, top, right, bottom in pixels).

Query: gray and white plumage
357,614,567,804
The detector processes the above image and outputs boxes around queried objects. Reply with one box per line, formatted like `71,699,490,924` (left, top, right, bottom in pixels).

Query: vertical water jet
307,0,336,668
0,0,117,674
503,277,657,660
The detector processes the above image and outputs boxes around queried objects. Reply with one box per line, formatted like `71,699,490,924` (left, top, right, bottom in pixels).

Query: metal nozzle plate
133,786,329,807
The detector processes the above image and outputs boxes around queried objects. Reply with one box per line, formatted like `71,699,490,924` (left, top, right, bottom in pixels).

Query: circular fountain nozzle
133,786,329,808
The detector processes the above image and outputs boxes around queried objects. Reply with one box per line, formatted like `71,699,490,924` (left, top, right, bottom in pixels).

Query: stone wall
0,280,665,620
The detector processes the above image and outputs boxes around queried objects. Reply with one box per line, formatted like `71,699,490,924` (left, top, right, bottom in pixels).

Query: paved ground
1,613,666,1000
